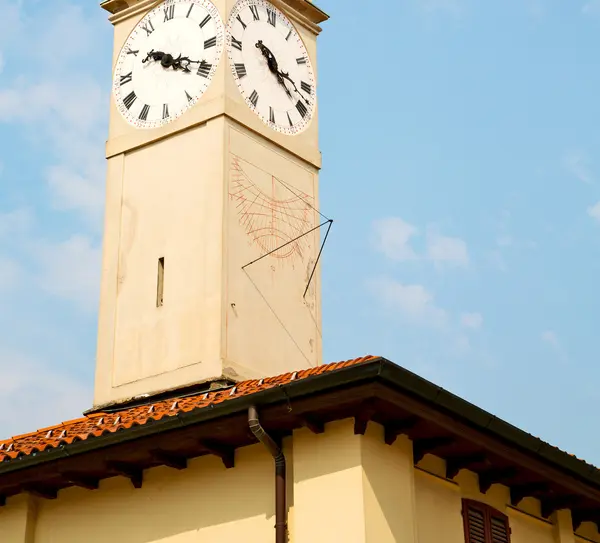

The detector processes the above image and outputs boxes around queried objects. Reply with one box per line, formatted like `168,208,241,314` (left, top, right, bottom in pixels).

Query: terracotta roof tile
0,355,377,463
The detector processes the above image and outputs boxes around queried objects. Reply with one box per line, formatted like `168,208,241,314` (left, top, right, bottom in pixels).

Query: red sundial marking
229,157,314,263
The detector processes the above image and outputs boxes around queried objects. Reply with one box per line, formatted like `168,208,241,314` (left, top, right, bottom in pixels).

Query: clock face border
113,0,225,130
225,0,317,136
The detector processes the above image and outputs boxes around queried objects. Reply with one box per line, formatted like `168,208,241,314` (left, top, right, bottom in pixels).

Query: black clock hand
255,41,294,99
276,70,310,105
142,50,202,72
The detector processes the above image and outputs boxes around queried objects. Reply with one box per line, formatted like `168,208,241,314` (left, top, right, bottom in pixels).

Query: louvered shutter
489,511,510,543
462,499,511,543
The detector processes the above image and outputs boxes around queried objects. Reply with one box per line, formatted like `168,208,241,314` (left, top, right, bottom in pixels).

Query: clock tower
94,0,328,407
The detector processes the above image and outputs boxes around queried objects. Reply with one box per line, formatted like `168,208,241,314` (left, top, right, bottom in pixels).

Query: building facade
1,357,600,542
1,0,600,542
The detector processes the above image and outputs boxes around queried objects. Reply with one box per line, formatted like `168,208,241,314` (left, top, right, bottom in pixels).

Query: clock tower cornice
101,0,329,34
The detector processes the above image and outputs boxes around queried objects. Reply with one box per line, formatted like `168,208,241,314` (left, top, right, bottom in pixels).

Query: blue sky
1,0,600,467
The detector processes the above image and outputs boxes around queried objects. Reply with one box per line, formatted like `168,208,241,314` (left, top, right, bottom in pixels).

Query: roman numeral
249,89,259,108
123,91,137,110
204,36,217,49
125,47,139,56
300,81,311,94
185,90,193,102
163,5,175,21
234,63,247,78
296,56,307,65
267,9,276,26
186,3,193,17
249,5,259,20
199,13,211,28
231,36,243,51
119,71,133,86
163,103,169,119
141,20,155,36
139,104,150,121
236,14,246,29
295,100,308,118
269,106,275,124
285,29,292,41
197,60,212,78
287,111,293,127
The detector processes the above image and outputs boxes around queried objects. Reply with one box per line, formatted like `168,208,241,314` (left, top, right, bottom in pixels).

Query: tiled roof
0,355,377,463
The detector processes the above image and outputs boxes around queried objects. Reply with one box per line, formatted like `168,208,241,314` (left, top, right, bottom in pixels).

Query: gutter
3,357,600,492
248,406,287,543
0,359,382,477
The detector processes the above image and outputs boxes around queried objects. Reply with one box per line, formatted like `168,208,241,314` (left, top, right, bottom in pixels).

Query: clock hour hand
142,50,201,72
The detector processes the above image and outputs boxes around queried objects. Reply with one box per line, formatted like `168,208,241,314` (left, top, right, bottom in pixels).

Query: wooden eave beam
376,383,600,505
149,449,187,471
413,436,455,464
445,453,487,480
297,414,325,434
510,482,549,506
353,400,378,436
540,495,581,519
106,461,143,489
572,509,600,532
22,484,57,500
199,440,235,469
61,472,99,491
383,416,419,445
478,467,519,494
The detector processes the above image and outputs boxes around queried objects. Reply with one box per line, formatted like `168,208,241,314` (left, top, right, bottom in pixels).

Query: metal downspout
248,406,287,543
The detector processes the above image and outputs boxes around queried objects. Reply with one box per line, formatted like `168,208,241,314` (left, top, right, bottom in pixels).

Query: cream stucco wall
1,420,600,543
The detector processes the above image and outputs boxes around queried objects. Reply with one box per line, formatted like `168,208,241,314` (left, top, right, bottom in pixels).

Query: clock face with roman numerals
226,0,316,136
113,0,224,129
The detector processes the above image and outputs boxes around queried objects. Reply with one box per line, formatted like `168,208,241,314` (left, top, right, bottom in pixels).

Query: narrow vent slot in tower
157,257,165,307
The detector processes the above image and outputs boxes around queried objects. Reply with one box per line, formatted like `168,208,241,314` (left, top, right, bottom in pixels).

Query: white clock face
113,0,224,129
226,0,316,136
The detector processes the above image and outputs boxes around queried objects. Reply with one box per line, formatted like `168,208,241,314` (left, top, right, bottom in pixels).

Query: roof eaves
0,357,385,476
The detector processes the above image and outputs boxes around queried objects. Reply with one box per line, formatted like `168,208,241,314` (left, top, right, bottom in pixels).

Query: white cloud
587,201,600,223
426,228,469,267
582,0,600,16
460,312,483,330
372,217,419,261
0,207,33,238
541,330,559,349
563,150,593,184
368,276,447,327
0,0,107,438
0,1,108,229
0,349,91,439
47,165,105,226
372,218,469,268
32,235,101,312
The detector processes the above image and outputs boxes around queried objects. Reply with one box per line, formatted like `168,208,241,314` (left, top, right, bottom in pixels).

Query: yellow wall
34,444,275,543
1,419,599,543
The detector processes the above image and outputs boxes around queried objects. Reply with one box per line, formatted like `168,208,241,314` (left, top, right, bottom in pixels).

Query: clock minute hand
255,41,294,99
276,70,310,105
